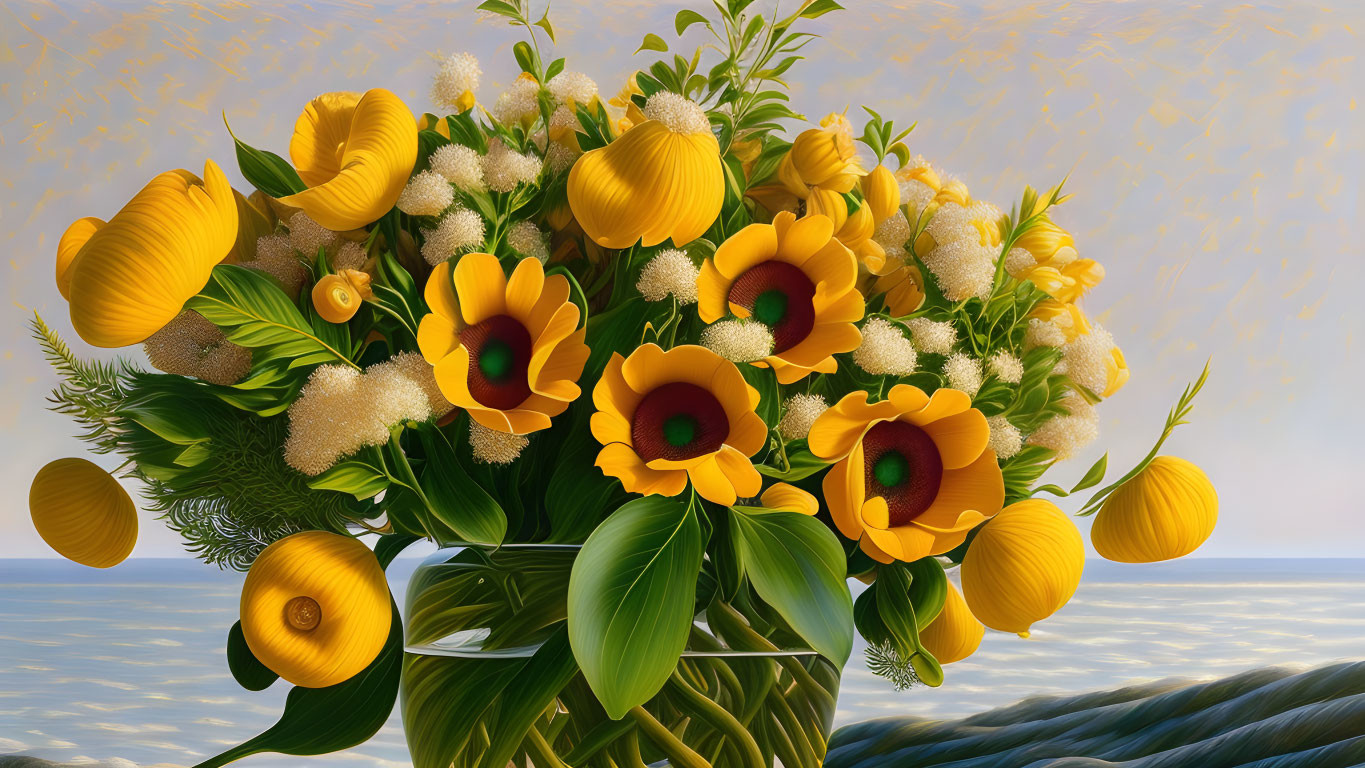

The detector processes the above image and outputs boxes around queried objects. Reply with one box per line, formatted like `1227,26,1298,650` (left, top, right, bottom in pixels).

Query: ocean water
2,557,1363,767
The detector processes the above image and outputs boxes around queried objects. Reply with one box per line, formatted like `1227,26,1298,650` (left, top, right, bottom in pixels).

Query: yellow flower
809,386,1004,563
1008,217,1103,302
918,582,983,665
418,253,589,434
280,89,419,231
55,217,104,301
62,161,238,348
1027,298,1091,344
312,269,373,324
961,499,1083,636
870,263,927,316
758,482,820,516
805,187,849,233
698,211,864,384
567,93,722,249
29,458,137,568
790,116,859,188
591,344,765,505
240,531,391,688
862,165,901,224
1091,456,1217,563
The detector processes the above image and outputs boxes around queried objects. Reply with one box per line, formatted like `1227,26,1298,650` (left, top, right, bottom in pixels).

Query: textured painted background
1,0,1360,558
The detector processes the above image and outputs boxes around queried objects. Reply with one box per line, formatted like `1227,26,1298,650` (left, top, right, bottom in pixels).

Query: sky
0,0,1360,559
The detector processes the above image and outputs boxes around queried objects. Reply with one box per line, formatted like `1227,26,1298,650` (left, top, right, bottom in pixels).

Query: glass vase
402,544,842,768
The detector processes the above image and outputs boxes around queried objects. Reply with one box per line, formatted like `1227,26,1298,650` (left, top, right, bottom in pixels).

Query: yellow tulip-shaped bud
1102,342,1130,397
55,217,104,301
568,92,723,249
280,89,419,231
934,180,972,208
1014,218,1075,265
1091,456,1217,563
776,153,811,200
805,187,849,233
65,160,238,347
836,200,875,249
29,458,137,568
240,531,391,688
918,582,984,665
862,165,901,224
962,499,1084,637
790,123,857,188
312,269,373,324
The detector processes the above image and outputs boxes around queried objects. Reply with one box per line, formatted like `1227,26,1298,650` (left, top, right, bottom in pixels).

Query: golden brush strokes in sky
0,0,1360,557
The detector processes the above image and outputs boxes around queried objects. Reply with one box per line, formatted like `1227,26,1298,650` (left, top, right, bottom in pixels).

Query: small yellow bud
862,165,901,223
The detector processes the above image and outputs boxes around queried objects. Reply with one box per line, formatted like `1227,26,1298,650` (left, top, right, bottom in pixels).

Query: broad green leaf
307,460,390,500
905,557,948,629
374,534,420,569
568,496,703,719
675,8,709,34
1070,452,1108,493
636,33,668,54
416,425,507,546
477,0,520,18
193,601,402,768
729,507,853,664
226,621,278,692
224,116,305,199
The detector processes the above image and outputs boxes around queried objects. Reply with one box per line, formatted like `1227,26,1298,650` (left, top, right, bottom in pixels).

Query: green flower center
873,451,910,488
662,414,698,448
753,289,789,326
479,339,515,381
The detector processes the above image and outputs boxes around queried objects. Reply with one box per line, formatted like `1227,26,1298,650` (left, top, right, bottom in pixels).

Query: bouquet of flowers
26,1,1218,766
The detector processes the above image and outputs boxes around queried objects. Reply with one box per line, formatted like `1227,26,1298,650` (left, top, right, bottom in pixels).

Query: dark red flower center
631,382,729,462
862,420,943,527
727,261,816,353
460,314,532,410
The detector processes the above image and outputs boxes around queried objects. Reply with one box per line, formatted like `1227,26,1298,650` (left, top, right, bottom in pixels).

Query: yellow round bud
29,458,137,568
790,125,856,187
311,270,373,324
1091,456,1217,563
919,582,983,665
934,180,972,207
240,531,391,688
862,165,901,223
961,499,1084,636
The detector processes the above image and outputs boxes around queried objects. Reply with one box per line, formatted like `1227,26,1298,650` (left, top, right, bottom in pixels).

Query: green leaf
904,557,949,629
755,448,829,481
728,507,853,664
1070,452,1108,493
675,9,709,34
193,601,402,768
226,621,278,692
636,33,669,54
374,534,420,569
307,460,390,500
512,40,539,76
568,496,703,719
416,425,507,546
1033,484,1070,497
477,0,521,19
224,116,305,199
534,8,556,43
475,627,578,768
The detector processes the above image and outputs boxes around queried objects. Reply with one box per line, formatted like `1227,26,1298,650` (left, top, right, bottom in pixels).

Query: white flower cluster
247,234,308,295
332,240,368,272
943,352,983,395
284,353,452,476
1025,317,1068,349
1004,247,1037,279
546,141,578,174
987,350,1024,384
429,144,486,191
397,170,455,217
778,393,828,441
432,52,481,111
492,75,541,125
636,249,699,304
853,317,916,376
288,212,338,256
644,92,709,134
1027,395,1099,461
920,202,1002,301
904,317,956,355
143,310,252,386
481,139,542,193
468,420,530,464
872,211,913,262
506,220,549,263
985,415,1023,459
701,320,774,363
547,71,598,106
1063,324,1120,396
421,208,486,266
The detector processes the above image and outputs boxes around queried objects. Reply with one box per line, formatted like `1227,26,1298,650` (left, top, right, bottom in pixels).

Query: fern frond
865,641,923,692
29,312,135,454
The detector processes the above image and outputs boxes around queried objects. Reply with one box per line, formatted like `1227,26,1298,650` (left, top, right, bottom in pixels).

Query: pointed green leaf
636,33,668,54
1071,452,1108,493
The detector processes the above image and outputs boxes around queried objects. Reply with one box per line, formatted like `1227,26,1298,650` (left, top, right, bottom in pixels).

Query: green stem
767,688,819,767
666,671,765,768
627,707,710,768
709,602,836,714
523,726,567,768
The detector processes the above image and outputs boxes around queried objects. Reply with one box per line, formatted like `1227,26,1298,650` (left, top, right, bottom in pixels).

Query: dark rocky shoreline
827,662,1365,767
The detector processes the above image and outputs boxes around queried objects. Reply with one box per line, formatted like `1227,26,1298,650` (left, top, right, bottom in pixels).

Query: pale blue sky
1,1,1360,558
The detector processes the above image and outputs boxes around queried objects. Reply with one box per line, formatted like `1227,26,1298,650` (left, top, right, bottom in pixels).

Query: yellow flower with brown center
240,531,391,688
29,458,137,569
418,253,589,435
1091,456,1217,563
698,211,864,384
280,89,419,231
567,93,722,249
809,385,1004,563
312,269,374,324
59,160,238,348
591,344,766,505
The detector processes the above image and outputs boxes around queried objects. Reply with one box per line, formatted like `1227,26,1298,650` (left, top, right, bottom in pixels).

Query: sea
2,557,1363,768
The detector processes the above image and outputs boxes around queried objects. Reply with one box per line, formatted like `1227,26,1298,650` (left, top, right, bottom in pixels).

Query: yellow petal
596,442,689,498
918,582,983,665
504,256,546,324
452,252,508,325
55,217,104,301
821,452,865,541
688,454,739,506
921,409,990,470
760,483,819,515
